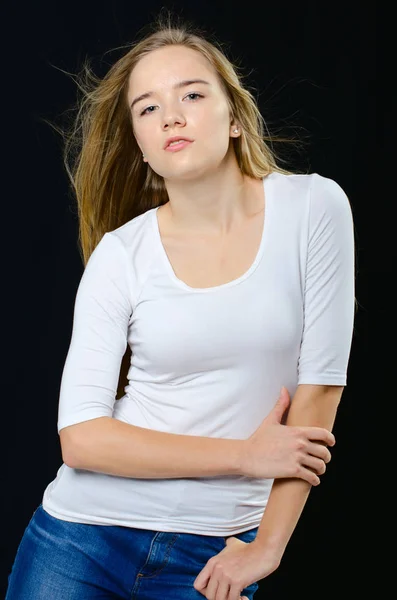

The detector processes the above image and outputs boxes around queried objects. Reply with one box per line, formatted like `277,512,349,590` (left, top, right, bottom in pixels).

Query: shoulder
307,174,353,230
84,208,157,280
272,171,351,218
100,208,160,295
107,208,156,251
309,172,350,205
270,171,347,198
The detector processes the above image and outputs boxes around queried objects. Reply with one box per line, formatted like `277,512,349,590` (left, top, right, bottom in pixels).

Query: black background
3,1,370,597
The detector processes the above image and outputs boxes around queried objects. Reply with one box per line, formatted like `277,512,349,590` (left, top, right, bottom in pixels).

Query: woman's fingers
302,454,327,475
300,466,321,486
301,426,335,446
307,441,332,463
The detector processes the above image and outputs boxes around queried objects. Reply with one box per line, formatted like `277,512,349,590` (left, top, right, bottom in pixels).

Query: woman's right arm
58,231,244,479
58,232,333,485
61,387,334,485
60,416,244,477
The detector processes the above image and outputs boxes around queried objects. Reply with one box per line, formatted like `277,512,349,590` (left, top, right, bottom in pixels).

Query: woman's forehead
128,46,216,88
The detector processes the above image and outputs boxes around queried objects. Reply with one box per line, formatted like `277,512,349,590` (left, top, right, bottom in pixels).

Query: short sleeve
297,174,355,386
57,232,133,433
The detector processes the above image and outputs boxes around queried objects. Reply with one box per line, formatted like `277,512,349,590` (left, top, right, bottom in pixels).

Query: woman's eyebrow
130,79,211,110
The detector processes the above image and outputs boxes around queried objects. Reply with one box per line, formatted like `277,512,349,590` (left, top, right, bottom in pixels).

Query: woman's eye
186,92,203,101
140,92,203,116
140,106,156,116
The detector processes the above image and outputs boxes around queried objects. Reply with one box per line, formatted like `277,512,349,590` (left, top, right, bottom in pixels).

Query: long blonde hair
47,13,306,398
49,11,303,267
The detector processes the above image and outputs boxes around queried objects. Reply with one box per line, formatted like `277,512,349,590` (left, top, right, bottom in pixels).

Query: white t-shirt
42,171,355,535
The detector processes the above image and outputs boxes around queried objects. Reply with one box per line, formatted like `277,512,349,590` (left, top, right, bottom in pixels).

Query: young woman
6,13,355,600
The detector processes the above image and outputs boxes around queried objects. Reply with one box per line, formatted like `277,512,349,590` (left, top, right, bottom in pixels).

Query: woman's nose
162,110,186,129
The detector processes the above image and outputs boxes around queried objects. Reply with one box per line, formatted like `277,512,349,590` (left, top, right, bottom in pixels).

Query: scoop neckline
151,173,275,293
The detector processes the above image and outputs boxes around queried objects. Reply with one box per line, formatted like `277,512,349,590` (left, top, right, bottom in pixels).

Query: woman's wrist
250,536,284,567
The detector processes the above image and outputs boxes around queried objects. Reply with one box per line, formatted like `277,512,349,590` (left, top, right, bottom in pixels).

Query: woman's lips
165,140,193,152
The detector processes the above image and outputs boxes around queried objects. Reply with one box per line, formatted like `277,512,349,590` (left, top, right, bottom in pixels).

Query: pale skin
126,44,343,599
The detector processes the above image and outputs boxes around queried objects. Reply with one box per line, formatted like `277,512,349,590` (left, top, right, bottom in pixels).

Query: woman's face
127,45,238,181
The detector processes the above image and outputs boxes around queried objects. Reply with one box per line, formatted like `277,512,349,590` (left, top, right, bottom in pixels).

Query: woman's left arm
255,173,356,562
255,173,356,565
193,386,344,598
253,383,344,564
194,175,356,597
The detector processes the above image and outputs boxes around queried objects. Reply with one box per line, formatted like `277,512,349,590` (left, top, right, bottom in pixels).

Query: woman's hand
193,536,280,600
239,386,335,485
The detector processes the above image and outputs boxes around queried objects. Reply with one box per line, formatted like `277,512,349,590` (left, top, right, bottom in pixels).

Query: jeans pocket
224,526,259,546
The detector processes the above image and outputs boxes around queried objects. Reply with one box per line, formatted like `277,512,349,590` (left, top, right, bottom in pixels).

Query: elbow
59,427,82,468
58,416,111,469
62,449,79,469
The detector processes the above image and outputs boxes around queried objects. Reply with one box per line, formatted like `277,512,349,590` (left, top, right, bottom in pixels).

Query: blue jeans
6,504,259,599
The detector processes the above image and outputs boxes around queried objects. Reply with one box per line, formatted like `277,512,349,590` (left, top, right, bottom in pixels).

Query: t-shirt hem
57,413,112,434
40,501,264,537
298,374,347,385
